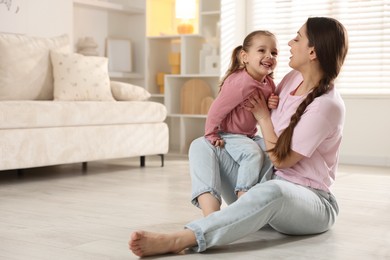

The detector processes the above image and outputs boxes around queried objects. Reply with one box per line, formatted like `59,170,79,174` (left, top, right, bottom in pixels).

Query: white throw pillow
110,81,151,101
51,51,114,101
0,33,70,100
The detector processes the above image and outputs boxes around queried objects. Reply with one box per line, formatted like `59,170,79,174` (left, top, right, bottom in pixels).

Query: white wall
340,95,390,167
0,0,72,38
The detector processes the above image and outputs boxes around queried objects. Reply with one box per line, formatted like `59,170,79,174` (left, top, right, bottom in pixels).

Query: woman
129,17,348,257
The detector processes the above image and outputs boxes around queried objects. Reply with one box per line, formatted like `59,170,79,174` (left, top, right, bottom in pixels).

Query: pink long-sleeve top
205,69,275,144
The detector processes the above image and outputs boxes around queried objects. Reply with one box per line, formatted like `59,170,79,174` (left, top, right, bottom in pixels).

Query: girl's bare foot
237,191,246,198
128,229,196,257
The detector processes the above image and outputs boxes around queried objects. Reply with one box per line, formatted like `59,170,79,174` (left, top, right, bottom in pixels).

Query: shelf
168,114,207,119
147,34,203,39
109,71,143,79
166,74,220,78
146,0,221,155
166,115,207,154
73,0,144,14
147,35,180,39
73,0,146,87
201,11,220,16
200,1,220,13
151,94,164,98
164,76,219,115
146,0,200,37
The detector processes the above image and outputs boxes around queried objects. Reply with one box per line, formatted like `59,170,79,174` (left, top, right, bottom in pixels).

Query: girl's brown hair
271,17,349,162
219,30,276,89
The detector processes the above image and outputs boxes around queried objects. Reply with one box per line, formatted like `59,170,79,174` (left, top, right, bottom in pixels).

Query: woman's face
288,24,313,70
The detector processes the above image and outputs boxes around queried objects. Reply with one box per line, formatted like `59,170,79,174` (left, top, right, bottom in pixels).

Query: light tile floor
0,156,389,259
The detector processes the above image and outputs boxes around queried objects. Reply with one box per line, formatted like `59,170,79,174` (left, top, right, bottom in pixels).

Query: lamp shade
175,0,196,19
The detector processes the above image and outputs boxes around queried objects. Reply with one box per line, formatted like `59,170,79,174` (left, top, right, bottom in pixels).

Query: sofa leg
140,156,145,167
159,154,164,167
17,169,24,177
140,155,164,167
82,162,88,172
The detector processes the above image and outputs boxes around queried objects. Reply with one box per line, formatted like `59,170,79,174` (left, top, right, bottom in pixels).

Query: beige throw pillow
0,33,70,100
51,51,114,101
110,81,151,101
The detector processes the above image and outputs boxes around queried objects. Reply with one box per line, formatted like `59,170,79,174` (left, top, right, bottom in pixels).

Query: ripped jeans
220,133,264,193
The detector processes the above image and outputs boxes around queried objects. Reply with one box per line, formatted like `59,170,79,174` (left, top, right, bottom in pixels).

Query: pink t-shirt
205,69,275,143
272,70,345,192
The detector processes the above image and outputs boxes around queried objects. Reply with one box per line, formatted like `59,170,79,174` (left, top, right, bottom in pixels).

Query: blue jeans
221,133,264,193
186,137,339,252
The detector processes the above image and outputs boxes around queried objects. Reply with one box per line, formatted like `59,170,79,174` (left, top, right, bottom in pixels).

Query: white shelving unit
165,74,219,154
164,75,219,116
73,0,145,86
146,0,221,155
73,0,221,155
73,0,144,14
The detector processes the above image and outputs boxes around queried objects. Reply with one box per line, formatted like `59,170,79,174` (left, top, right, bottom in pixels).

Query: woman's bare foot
128,229,197,257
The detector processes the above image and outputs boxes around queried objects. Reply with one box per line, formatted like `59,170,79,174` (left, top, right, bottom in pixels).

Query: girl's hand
214,138,225,148
244,91,271,122
268,93,279,109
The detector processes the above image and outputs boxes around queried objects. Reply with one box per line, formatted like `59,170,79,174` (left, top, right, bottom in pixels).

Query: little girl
203,30,279,204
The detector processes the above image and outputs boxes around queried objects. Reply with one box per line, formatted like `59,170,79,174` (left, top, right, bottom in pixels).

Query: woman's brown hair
271,17,349,162
219,30,276,90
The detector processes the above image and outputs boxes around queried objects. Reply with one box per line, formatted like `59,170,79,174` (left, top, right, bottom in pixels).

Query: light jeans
186,137,339,252
220,133,264,193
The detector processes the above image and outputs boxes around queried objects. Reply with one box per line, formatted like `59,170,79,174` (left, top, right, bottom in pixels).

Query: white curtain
244,0,390,92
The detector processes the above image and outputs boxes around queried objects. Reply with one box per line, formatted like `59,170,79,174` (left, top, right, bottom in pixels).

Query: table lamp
175,0,196,34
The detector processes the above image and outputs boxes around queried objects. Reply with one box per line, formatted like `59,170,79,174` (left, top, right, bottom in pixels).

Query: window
245,0,390,93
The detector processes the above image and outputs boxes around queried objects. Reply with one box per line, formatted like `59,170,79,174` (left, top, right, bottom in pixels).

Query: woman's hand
245,92,304,169
244,91,271,122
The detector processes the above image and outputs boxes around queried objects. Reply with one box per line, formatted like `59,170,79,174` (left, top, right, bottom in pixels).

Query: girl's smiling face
241,35,278,81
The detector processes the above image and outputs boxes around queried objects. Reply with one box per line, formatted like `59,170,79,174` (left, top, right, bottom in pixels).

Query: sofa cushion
51,51,114,101
110,81,151,101
0,101,167,129
0,33,70,100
